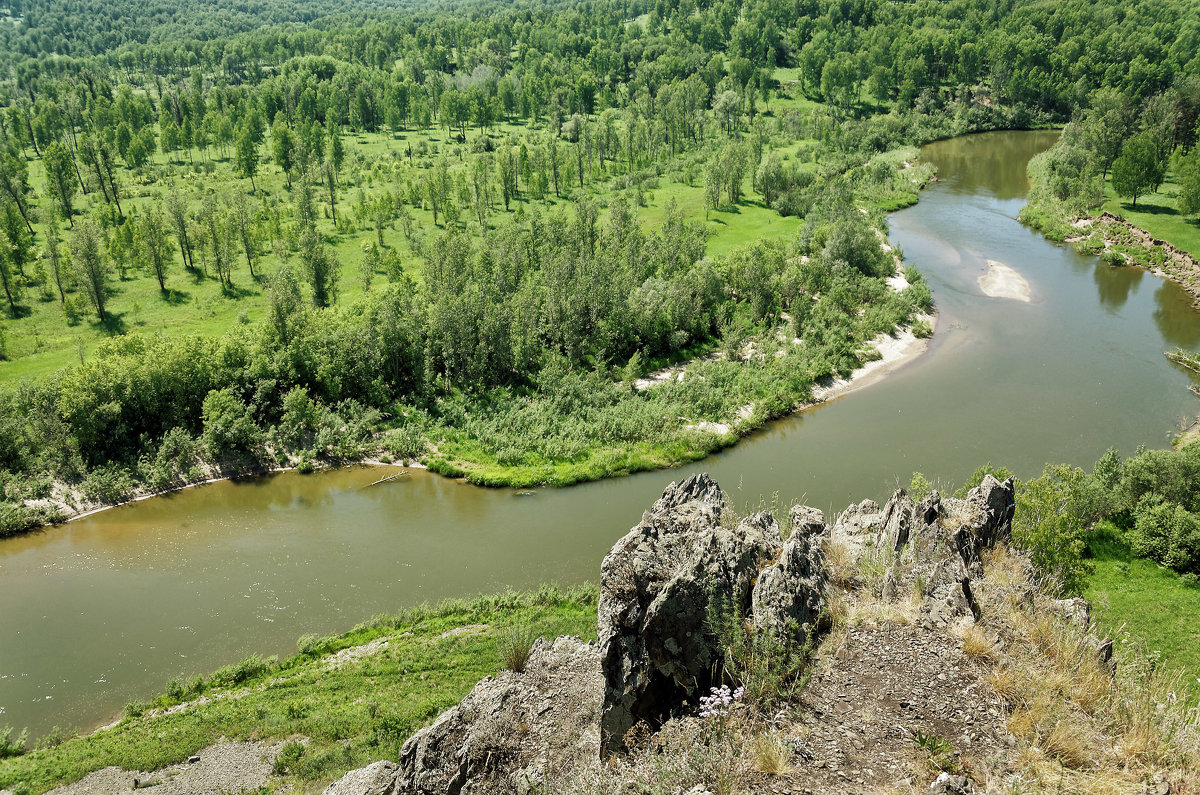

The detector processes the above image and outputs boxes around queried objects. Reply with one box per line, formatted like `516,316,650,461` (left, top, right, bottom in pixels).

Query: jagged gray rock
930,772,973,794
877,489,916,552
1050,597,1091,629
388,635,601,795
597,473,783,752
752,506,828,643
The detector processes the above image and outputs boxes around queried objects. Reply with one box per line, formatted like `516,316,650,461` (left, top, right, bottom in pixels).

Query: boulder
597,474,782,752
1050,597,1091,629
829,498,882,560
323,761,400,795
391,635,602,794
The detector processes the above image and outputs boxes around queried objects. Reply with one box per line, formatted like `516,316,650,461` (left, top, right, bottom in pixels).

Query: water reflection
1094,264,1144,312
1154,282,1200,350
919,130,1059,200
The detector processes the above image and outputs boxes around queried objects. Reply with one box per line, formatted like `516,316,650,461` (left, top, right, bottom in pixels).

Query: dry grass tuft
750,731,793,776
824,587,849,630
1043,718,1092,769
987,664,1024,708
961,624,998,662
821,537,857,588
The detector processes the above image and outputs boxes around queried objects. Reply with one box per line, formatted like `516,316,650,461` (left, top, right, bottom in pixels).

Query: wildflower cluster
698,684,744,718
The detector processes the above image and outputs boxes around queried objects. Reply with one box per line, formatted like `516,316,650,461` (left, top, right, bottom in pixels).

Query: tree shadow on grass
92,311,128,336
159,288,190,305
221,284,256,300
4,303,33,319
1126,202,1180,216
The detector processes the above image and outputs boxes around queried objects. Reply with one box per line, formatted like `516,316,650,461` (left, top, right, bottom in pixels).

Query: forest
1,0,1199,533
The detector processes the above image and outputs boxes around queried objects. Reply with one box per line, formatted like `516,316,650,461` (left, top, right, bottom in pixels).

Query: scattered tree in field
267,264,305,344
323,157,338,224
43,141,78,225
0,245,18,314
1177,146,1200,217
1111,132,1164,207
755,152,784,208
227,191,258,278
71,218,110,321
138,209,173,293
236,130,259,192
200,194,233,289
44,225,67,304
295,169,339,307
0,154,35,234
165,190,196,272
272,122,295,187
2,202,33,279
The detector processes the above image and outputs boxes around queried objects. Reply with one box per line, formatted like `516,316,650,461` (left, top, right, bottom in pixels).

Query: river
2,130,1199,739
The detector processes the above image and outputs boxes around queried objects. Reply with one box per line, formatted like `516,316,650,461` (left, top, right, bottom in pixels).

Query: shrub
280,386,320,448
201,388,262,459
708,592,818,711
210,654,275,687
81,464,135,504
1011,465,1094,597
1130,498,1200,574
909,471,933,500
0,726,27,759
272,740,306,775
149,426,199,487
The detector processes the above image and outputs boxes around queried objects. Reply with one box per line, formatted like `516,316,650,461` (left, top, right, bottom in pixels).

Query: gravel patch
44,740,284,795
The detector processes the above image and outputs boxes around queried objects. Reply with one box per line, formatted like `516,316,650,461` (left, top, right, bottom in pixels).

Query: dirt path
781,623,1007,792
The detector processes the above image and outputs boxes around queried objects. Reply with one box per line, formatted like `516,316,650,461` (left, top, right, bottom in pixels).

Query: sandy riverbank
810,312,938,405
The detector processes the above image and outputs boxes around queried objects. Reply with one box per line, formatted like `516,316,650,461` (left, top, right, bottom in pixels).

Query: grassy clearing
1086,525,1200,694
1103,173,1200,261
0,586,598,794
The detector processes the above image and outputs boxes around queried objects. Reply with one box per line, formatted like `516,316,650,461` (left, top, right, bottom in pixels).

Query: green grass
0,586,598,794
1086,524,1200,694
1103,171,1200,260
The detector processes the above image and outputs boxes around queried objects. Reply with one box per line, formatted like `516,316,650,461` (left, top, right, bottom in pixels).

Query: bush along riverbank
5,470,1200,793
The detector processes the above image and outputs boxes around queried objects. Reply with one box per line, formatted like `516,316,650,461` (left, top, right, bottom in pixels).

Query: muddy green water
3,130,1200,739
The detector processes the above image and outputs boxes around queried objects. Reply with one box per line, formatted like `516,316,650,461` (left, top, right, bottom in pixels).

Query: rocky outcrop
832,476,1015,627
330,473,1020,793
335,635,602,795
752,506,828,642
597,473,798,751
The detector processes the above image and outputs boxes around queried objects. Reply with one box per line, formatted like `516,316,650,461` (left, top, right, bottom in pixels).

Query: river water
3,130,1199,739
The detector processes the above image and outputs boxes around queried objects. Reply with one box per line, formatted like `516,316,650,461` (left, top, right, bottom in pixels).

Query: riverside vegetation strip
1,0,1195,532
